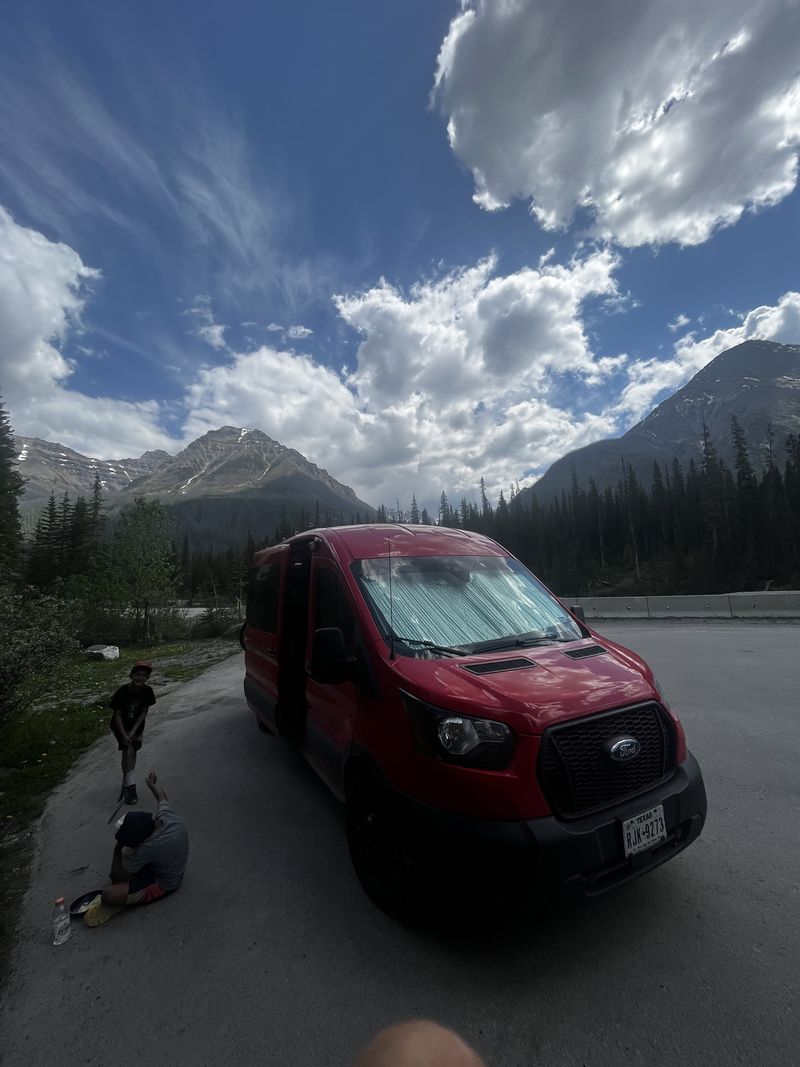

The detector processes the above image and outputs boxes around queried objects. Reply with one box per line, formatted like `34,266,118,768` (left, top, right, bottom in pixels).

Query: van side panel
302,554,364,793
243,547,287,734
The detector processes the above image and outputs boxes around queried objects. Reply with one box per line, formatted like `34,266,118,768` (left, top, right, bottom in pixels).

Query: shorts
126,864,176,906
110,723,144,751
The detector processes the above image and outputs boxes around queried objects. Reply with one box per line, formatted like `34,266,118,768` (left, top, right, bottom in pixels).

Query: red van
242,524,706,913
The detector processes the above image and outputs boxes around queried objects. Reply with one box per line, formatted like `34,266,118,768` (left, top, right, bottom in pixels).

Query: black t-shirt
109,683,156,736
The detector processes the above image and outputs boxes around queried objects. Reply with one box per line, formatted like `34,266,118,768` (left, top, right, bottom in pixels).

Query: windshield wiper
466,631,568,653
391,636,468,658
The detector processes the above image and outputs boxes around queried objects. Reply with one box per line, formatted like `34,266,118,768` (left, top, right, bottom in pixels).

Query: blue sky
1,0,799,512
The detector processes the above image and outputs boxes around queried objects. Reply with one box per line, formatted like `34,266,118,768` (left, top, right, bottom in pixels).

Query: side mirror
570,604,586,623
310,627,351,684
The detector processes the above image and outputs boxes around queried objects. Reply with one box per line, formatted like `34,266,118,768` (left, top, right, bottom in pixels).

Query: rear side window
315,567,356,654
248,561,280,632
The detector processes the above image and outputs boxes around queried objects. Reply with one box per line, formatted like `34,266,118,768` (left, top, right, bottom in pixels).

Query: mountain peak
693,339,800,384
529,339,800,500
16,425,375,547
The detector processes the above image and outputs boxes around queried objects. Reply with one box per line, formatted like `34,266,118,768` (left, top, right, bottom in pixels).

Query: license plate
622,804,667,857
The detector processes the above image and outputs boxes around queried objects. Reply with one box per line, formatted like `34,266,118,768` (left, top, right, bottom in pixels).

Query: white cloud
197,323,227,350
335,248,624,407
674,291,800,368
186,249,625,510
0,205,173,457
184,298,228,350
286,324,313,340
434,0,800,246
266,322,283,332
668,313,691,332
615,290,800,420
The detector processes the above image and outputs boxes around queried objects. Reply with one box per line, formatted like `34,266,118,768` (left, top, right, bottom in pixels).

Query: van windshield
351,555,583,655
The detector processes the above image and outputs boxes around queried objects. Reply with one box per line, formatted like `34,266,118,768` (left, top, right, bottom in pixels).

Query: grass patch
0,643,191,825
160,663,208,683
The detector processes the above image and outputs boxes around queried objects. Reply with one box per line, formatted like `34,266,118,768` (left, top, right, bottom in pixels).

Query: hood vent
563,644,607,660
462,657,539,676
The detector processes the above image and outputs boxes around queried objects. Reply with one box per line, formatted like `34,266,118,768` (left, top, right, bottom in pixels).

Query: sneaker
124,785,138,805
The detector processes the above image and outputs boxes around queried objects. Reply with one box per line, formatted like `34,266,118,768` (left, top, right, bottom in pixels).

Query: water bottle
52,898,71,945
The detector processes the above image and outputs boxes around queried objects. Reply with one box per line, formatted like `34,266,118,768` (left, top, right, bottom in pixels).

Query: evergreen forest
4,403,800,614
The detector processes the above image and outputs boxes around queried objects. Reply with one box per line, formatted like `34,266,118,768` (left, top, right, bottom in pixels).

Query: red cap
130,661,153,676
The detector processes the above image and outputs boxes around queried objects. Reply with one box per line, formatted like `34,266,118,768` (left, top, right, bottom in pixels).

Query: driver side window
315,567,356,655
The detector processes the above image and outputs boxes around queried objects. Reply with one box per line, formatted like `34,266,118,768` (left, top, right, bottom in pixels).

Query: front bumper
397,752,707,897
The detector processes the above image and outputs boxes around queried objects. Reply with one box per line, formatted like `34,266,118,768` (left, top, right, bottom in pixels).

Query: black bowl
69,889,103,917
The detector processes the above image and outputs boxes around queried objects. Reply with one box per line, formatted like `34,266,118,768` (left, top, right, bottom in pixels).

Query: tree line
3,396,799,621
409,418,800,595
184,414,799,598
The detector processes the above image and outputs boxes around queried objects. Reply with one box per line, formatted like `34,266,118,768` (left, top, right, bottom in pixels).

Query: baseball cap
115,811,155,847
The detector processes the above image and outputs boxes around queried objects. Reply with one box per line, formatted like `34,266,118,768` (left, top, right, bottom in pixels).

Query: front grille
538,702,676,818
462,658,538,675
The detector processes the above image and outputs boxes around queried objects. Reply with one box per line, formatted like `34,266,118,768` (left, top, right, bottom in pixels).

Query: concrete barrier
569,591,800,619
575,596,650,619
648,594,732,619
728,591,800,618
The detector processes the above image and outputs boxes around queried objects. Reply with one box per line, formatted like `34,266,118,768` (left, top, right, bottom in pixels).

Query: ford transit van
242,524,706,913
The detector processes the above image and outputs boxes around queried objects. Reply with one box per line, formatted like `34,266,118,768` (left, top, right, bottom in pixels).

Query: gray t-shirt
125,800,189,891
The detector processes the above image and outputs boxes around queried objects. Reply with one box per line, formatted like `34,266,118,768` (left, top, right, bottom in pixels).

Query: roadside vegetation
0,396,243,981
0,641,219,825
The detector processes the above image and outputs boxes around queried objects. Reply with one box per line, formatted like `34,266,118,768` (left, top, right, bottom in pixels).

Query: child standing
109,662,156,804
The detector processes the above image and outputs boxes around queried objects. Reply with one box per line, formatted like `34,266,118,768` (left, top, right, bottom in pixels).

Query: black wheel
345,774,424,917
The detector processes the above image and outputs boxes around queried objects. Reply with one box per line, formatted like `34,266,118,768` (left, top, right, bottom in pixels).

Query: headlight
401,691,515,770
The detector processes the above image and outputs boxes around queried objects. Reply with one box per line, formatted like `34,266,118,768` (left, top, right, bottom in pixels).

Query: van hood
389,638,657,733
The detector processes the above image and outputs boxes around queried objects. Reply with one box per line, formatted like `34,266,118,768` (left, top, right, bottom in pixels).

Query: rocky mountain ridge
527,340,800,501
13,437,170,517
122,426,363,505
13,426,373,545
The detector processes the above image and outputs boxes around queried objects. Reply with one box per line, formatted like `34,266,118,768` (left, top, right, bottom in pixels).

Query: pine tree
69,496,93,576
729,416,758,584
479,477,492,522
55,493,73,573
0,396,24,577
90,472,105,540
28,492,58,586
180,534,191,597
783,434,800,570
111,498,178,640
409,494,420,524
438,491,451,527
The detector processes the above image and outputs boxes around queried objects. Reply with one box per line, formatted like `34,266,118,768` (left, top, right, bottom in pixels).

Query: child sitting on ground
84,771,189,927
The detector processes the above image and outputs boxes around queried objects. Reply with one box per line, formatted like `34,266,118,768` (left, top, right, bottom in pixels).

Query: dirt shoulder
0,636,242,990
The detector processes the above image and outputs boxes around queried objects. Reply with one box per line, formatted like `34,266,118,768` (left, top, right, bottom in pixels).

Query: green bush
0,583,79,729
147,607,191,643
190,606,239,639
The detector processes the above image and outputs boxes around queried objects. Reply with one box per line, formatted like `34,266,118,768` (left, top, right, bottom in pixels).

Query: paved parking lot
1,622,797,1066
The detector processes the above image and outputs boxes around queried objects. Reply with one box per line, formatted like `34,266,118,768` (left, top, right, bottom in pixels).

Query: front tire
345,774,424,918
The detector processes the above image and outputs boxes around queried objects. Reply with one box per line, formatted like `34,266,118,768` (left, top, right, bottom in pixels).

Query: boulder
85,645,120,661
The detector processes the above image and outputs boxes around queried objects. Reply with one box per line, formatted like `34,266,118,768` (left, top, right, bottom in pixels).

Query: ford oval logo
608,736,641,762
